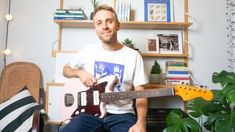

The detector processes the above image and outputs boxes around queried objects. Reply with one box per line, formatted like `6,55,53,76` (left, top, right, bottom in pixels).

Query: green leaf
212,71,235,87
225,89,235,104
164,109,200,132
222,84,235,94
184,118,200,132
205,111,235,132
187,99,205,118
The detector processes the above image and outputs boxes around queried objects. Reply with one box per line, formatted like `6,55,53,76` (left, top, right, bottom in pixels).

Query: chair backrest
0,62,41,103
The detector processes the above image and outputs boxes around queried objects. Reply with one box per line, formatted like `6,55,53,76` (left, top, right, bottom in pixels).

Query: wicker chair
0,62,43,132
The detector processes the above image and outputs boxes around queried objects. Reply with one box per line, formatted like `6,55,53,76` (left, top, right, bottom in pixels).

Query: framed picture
146,37,159,53
144,0,174,22
155,30,183,54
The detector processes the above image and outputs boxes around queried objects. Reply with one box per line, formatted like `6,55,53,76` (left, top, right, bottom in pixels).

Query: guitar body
61,76,117,120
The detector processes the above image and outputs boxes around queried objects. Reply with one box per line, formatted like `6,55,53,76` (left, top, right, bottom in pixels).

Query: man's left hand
128,123,146,132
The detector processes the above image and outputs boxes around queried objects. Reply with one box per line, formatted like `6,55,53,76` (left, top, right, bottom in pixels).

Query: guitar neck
100,88,175,102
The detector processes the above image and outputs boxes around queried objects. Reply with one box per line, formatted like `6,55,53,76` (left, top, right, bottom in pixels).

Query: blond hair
93,4,120,24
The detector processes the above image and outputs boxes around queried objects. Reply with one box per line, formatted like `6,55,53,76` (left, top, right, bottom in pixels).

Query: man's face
93,10,120,44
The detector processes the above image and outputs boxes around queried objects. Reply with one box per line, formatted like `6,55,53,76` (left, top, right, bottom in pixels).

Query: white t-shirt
69,44,148,114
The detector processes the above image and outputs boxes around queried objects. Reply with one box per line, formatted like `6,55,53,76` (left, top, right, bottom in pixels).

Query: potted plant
149,60,161,83
122,38,135,49
122,38,139,51
90,0,98,20
163,70,235,132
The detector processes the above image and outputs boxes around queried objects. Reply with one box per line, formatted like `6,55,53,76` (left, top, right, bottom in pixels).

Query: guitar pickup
80,92,87,106
93,91,100,105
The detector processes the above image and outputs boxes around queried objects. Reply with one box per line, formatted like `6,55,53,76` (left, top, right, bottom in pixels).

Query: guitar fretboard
100,88,174,102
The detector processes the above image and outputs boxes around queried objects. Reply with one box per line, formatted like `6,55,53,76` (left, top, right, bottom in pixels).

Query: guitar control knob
75,111,80,115
81,109,85,113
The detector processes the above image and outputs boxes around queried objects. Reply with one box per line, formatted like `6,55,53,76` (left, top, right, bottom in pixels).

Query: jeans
59,113,137,132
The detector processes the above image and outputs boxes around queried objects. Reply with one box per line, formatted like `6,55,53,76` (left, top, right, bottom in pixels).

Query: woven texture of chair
0,62,41,103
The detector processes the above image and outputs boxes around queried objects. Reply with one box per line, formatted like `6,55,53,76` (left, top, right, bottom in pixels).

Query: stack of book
54,9,85,20
165,61,190,84
115,1,131,21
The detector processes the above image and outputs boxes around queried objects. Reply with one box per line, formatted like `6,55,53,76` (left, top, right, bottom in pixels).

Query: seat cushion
0,86,41,132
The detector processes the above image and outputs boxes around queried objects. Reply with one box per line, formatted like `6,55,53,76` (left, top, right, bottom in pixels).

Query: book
167,77,190,80
54,12,84,15
144,0,173,22
166,79,190,84
166,66,189,71
167,71,189,74
54,14,85,18
166,60,185,66
54,17,85,20
55,9,84,14
115,1,131,21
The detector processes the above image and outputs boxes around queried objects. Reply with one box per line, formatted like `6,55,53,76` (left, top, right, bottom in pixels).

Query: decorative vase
90,12,94,20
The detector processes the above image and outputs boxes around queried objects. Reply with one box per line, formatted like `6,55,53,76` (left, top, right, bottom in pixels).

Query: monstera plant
163,70,235,132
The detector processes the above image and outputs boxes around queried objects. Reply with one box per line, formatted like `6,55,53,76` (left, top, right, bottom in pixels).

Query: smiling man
61,4,148,132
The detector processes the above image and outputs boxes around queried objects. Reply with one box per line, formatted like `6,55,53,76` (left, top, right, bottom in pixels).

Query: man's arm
63,64,82,78
63,64,97,86
129,85,148,132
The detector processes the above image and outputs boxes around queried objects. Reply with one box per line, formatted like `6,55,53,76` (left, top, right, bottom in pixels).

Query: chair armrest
31,88,46,132
32,110,40,132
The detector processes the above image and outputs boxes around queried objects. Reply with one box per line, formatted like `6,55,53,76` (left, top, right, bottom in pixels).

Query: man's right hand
63,64,97,87
77,70,97,87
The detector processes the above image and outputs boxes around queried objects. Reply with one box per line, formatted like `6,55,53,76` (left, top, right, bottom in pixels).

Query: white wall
0,0,228,90
0,0,8,70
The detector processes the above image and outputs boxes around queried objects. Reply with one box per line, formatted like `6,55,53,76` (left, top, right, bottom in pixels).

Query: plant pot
149,74,161,83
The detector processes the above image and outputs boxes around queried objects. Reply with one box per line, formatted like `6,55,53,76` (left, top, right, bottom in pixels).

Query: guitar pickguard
71,81,107,117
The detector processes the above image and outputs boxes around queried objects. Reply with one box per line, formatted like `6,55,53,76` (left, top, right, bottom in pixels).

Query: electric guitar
61,75,213,120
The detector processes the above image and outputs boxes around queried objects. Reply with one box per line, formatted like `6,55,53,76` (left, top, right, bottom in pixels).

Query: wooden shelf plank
141,53,188,58
54,20,192,30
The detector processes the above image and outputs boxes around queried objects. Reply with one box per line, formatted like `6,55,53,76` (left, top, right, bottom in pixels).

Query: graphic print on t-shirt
94,61,124,91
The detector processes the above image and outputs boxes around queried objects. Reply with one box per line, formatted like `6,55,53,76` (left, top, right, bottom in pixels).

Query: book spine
166,61,185,66
55,9,84,14
166,80,190,84
54,12,83,15
166,73,189,78
54,17,85,20
167,77,190,80
54,14,84,18
166,66,188,71
167,71,189,74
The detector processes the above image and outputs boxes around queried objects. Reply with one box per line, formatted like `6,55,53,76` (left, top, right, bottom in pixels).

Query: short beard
99,33,117,45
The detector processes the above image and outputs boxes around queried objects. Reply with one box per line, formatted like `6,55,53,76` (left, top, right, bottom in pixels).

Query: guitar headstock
174,84,213,101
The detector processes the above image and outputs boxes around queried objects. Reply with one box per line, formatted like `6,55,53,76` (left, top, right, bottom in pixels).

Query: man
60,4,148,132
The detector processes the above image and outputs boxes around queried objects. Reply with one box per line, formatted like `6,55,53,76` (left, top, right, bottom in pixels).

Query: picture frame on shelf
146,37,159,53
155,30,183,54
144,0,174,22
